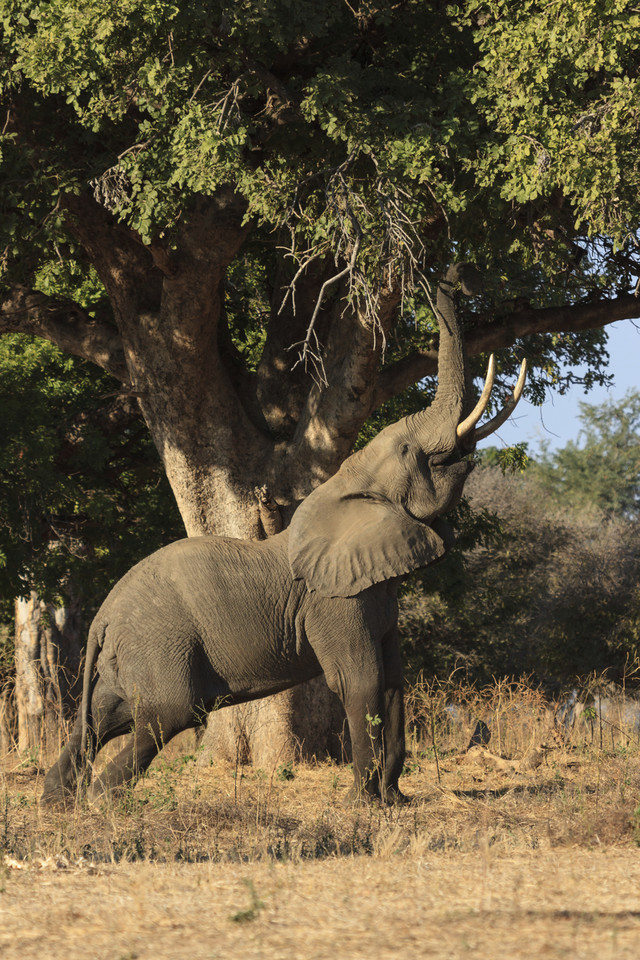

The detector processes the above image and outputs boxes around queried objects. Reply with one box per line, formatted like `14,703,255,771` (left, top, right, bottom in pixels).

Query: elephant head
288,263,526,597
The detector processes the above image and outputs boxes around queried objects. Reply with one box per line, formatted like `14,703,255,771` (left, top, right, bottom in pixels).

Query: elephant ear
288,476,454,598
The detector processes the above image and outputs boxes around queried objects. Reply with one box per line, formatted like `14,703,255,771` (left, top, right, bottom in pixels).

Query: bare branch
212,75,245,132
287,285,402,488
256,257,340,436
277,149,445,389
277,251,324,320
0,286,128,382
286,236,361,386
373,293,640,407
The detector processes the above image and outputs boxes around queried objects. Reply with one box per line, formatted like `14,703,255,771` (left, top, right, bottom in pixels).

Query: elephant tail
80,621,103,757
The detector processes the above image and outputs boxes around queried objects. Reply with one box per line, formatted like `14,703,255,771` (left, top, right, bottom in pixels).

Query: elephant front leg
341,676,387,802
306,604,393,802
339,649,407,804
381,686,407,803
380,634,407,803
345,682,407,804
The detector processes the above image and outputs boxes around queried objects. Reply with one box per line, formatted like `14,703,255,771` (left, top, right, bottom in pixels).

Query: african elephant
42,264,525,805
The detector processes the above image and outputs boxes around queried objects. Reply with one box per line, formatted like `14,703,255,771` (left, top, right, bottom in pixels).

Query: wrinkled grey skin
42,265,480,805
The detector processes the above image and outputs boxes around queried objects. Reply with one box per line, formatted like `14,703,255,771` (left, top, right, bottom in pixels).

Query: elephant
41,263,525,805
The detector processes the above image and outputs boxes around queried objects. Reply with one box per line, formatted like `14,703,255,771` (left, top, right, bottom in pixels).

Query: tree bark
13,591,83,758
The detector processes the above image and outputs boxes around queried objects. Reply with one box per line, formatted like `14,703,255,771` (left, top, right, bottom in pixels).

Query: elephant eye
399,443,411,457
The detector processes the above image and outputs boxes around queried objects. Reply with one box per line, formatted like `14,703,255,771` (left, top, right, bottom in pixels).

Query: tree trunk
14,591,83,758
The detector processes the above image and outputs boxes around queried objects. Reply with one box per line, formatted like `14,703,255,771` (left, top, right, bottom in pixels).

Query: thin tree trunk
13,591,83,758
0,622,15,754
0,684,16,755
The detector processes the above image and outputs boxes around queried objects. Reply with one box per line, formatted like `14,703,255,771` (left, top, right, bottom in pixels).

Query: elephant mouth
404,458,473,524
436,456,475,481
431,450,474,472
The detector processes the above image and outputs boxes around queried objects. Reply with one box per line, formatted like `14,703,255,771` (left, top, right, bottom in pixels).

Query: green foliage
477,443,530,474
1,0,638,404
276,762,295,782
0,335,183,619
465,0,640,241
532,390,640,516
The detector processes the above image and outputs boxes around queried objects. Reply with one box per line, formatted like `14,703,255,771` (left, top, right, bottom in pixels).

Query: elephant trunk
432,263,475,415
406,264,478,446
406,262,525,448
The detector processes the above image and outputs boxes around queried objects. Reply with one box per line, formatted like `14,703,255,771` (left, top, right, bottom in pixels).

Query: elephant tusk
473,358,527,442
456,354,496,439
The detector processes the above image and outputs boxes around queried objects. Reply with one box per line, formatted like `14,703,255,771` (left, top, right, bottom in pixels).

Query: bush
399,465,640,688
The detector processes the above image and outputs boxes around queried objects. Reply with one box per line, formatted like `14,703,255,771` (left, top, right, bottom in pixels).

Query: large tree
2,0,640,760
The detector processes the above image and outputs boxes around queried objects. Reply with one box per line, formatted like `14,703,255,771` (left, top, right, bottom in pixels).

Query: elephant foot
40,784,77,807
342,782,410,807
382,786,411,806
41,771,80,807
342,784,411,808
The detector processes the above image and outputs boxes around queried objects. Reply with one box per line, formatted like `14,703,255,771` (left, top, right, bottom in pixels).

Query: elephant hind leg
41,708,91,804
41,679,133,805
87,715,179,800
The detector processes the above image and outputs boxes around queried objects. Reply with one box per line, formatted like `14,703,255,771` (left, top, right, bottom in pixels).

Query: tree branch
287,237,362,386
61,192,160,310
0,286,128,382
373,293,640,408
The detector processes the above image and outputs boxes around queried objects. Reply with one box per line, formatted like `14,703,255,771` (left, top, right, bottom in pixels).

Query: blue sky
486,317,640,453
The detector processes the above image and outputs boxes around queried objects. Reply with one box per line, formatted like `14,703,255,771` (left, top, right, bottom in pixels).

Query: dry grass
2,679,640,958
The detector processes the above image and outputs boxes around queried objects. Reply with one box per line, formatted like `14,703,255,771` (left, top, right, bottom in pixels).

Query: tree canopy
2,1,639,489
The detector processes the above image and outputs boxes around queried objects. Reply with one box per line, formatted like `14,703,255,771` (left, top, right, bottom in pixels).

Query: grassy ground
2,680,640,958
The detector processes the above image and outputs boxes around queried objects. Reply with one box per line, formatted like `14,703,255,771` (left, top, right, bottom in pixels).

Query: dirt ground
3,686,640,959
3,849,640,960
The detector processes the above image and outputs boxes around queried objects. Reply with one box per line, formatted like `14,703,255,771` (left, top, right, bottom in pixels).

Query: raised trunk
14,591,83,758
433,263,473,408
